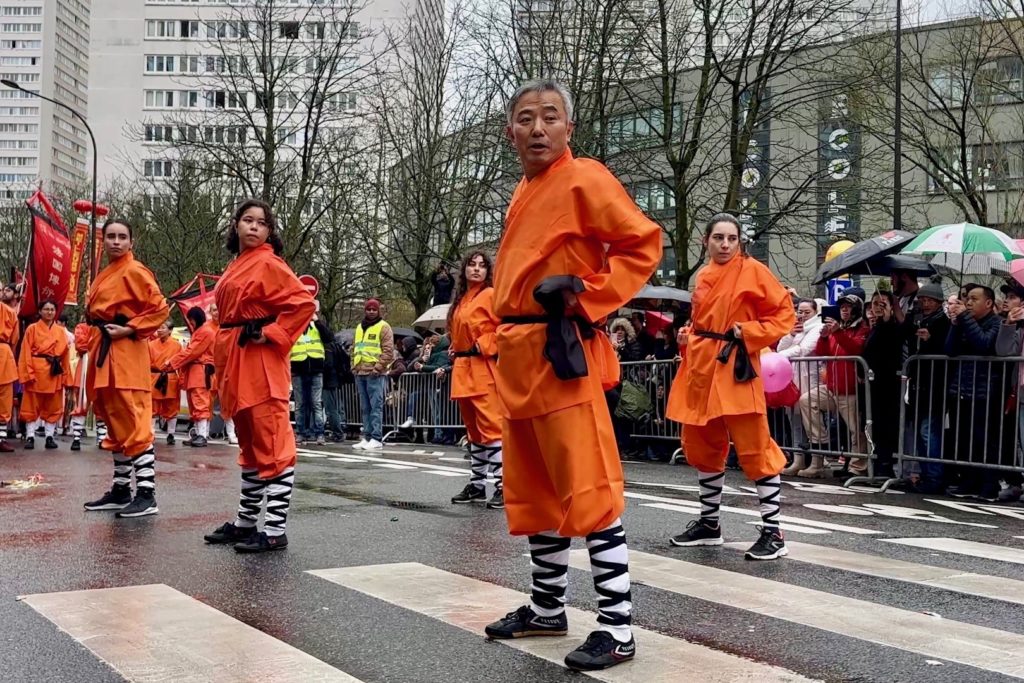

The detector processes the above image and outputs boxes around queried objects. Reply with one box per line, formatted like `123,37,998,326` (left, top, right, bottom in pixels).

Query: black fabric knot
695,328,758,383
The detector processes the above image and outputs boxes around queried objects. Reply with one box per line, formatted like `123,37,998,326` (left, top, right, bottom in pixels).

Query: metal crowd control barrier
618,360,684,463
766,355,879,487
894,355,1024,491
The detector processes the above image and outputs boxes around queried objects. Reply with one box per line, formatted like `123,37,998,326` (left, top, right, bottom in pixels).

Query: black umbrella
632,284,691,303
812,230,917,284
834,254,935,279
391,327,423,341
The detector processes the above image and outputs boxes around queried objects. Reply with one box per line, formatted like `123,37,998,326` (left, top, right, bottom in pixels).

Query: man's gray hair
505,80,575,124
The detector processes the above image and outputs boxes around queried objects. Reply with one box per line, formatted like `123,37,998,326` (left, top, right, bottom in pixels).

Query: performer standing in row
0,287,18,452
18,300,73,449
83,219,169,518
208,303,237,445
447,251,504,510
167,306,215,447
204,199,314,553
484,80,661,672
149,319,182,445
666,214,794,560
68,321,92,451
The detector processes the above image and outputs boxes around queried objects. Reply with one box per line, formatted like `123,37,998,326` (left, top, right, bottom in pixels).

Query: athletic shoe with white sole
564,631,635,671
84,486,132,511
484,605,568,639
115,491,159,518
669,519,724,547
744,526,788,560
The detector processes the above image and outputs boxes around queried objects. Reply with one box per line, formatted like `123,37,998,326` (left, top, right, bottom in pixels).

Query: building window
144,90,175,108
305,22,325,40
1,7,43,15
326,91,357,111
0,39,41,48
0,23,41,32
631,180,676,213
338,21,360,40
143,160,173,178
180,20,200,38
280,22,299,39
144,124,174,143
145,55,176,73
146,20,177,38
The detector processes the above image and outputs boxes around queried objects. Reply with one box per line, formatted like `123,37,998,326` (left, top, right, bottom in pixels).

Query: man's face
919,296,941,315
796,302,816,322
964,287,994,320
839,302,853,321
1,286,12,303
506,90,574,179
365,304,380,322
1008,293,1022,310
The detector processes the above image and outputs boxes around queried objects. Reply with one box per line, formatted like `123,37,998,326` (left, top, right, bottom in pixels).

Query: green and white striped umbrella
901,223,1024,262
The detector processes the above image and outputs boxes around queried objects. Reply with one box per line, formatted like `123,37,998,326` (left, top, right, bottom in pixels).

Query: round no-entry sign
298,274,319,298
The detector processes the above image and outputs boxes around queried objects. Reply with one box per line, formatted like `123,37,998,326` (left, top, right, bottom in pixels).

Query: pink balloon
760,352,793,394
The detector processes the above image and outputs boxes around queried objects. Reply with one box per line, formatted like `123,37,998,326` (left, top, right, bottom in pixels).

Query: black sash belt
33,353,63,377
204,363,215,389
221,316,275,347
451,347,481,358
154,369,170,395
88,314,130,369
694,328,757,383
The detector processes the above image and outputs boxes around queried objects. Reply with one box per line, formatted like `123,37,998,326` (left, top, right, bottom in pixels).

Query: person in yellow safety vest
290,300,329,447
351,298,394,450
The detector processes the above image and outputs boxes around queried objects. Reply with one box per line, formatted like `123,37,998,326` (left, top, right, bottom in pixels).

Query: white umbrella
413,304,450,331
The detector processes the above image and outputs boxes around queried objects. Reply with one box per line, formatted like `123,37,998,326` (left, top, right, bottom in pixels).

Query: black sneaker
23,436,34,450
166,433,175,446
116,491,159,518
234,531,288,553
84,486,132,511
451,483,486,504
45,436,58,450
187,435,208,448
204,522,256,545
946,485,977,499
486,489,504,509
564,630,635,671
484,605,568,639
70,437,81,451
745,526,788,560
669,519,723,547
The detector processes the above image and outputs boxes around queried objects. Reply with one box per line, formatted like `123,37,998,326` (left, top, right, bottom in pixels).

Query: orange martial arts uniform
0,302,19,444
450,284,503,443
18,319,73,426
85,252,169,457
666,254,795,479
493,150,662,537
214,243,314,478
169,321,215,423
149,335,181,421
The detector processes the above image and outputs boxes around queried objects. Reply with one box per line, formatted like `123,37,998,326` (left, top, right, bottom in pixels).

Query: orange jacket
18,319,73,393
85,252,169,393
214,244,315,416
450,284,500,400
666,255,795,426
492,150,662,420
148,336,182,398
0,302,19,385
169,321,215,390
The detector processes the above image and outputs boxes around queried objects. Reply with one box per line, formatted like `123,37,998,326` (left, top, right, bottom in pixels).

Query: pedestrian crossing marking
372,463,417,470
884,537,1024,565
568,550,1024,679
725,541,1024,606
643,502,830,535
423,470,467,477
299,448,468,474
19,584,362,682
308,562,814,682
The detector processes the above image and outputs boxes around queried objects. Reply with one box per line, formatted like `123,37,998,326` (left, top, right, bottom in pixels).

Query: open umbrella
838,254,935,278
391,327,423,342
901,223,1024,285
812,230,916,284
632,284,691,304
413,303,450,331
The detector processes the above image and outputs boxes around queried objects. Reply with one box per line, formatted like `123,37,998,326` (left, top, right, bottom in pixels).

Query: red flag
169,273,220,326
21,190,72,319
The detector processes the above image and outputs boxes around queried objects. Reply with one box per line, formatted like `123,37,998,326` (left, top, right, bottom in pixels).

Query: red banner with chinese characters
169,273,220,326
21,190,72,319
64,216,89,307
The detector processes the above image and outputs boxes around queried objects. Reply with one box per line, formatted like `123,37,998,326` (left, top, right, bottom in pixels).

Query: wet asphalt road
3,436,1024,683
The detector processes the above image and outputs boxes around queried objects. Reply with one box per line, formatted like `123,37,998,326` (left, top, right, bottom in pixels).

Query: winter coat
814,321,869,395
945,311,1003,400
776,315,822,391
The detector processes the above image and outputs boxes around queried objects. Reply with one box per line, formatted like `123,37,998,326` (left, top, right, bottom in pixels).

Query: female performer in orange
167,306,215,447
18,300,72,449
83,219,169,518
446,251,504,509
149,319,181,445
203,199,314,553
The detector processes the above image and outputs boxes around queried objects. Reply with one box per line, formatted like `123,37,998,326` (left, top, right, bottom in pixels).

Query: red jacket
814,323,869,395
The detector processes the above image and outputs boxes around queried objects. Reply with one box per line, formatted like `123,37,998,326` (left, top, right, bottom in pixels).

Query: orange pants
0,381,12,424
683,413,786,481
457,391,502,444
94,387,153,458
503,400,623,538
152,397,179,420
186,387,212,421
21,390,64,423
234,399,296,479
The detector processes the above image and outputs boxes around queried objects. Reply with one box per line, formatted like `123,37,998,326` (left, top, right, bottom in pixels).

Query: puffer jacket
814,322,869,395
946,311,1004,400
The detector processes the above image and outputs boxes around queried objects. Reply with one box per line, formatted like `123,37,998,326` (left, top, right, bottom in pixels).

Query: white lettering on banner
51,258,62,272
52,246,64,259
803,503,999,528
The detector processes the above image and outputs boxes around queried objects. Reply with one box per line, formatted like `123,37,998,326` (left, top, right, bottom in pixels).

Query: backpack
614,380,653,422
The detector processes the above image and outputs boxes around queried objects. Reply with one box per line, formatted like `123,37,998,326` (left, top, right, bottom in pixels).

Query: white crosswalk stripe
20,584,362,682
884,537,1024,565
309,562,814,682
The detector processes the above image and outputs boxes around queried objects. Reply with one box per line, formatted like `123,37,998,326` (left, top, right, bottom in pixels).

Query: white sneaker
352,439,369,450
228,436,239,445
400,418,415,429
364,439,383,450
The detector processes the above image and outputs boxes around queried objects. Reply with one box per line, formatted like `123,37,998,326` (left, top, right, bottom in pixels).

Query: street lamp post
893,0,903,231
1,79,99,282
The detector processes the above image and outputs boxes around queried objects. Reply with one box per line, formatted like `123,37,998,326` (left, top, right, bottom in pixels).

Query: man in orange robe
18,300,73,449
167,307,215,447
149,319,181,445
483,81,661,673
0,292,20,452
666,213,795,560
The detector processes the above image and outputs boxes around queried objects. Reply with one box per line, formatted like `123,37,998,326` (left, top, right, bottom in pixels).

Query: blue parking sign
827,278,852,305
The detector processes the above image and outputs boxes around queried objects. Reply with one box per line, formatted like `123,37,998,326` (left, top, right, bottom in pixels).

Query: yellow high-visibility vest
290,323,325,362
352,320,387,366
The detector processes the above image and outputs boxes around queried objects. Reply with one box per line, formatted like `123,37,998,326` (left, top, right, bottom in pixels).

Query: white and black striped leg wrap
483,441,502,490
263,467,294,537
698,470,724,523
0,427,6,439
234,468,264,529
756,474,782,529
70,416,84,438
112,453,132,488
468,443,488,491
528,531,571,617
585,519,632,641
132,448,156,491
